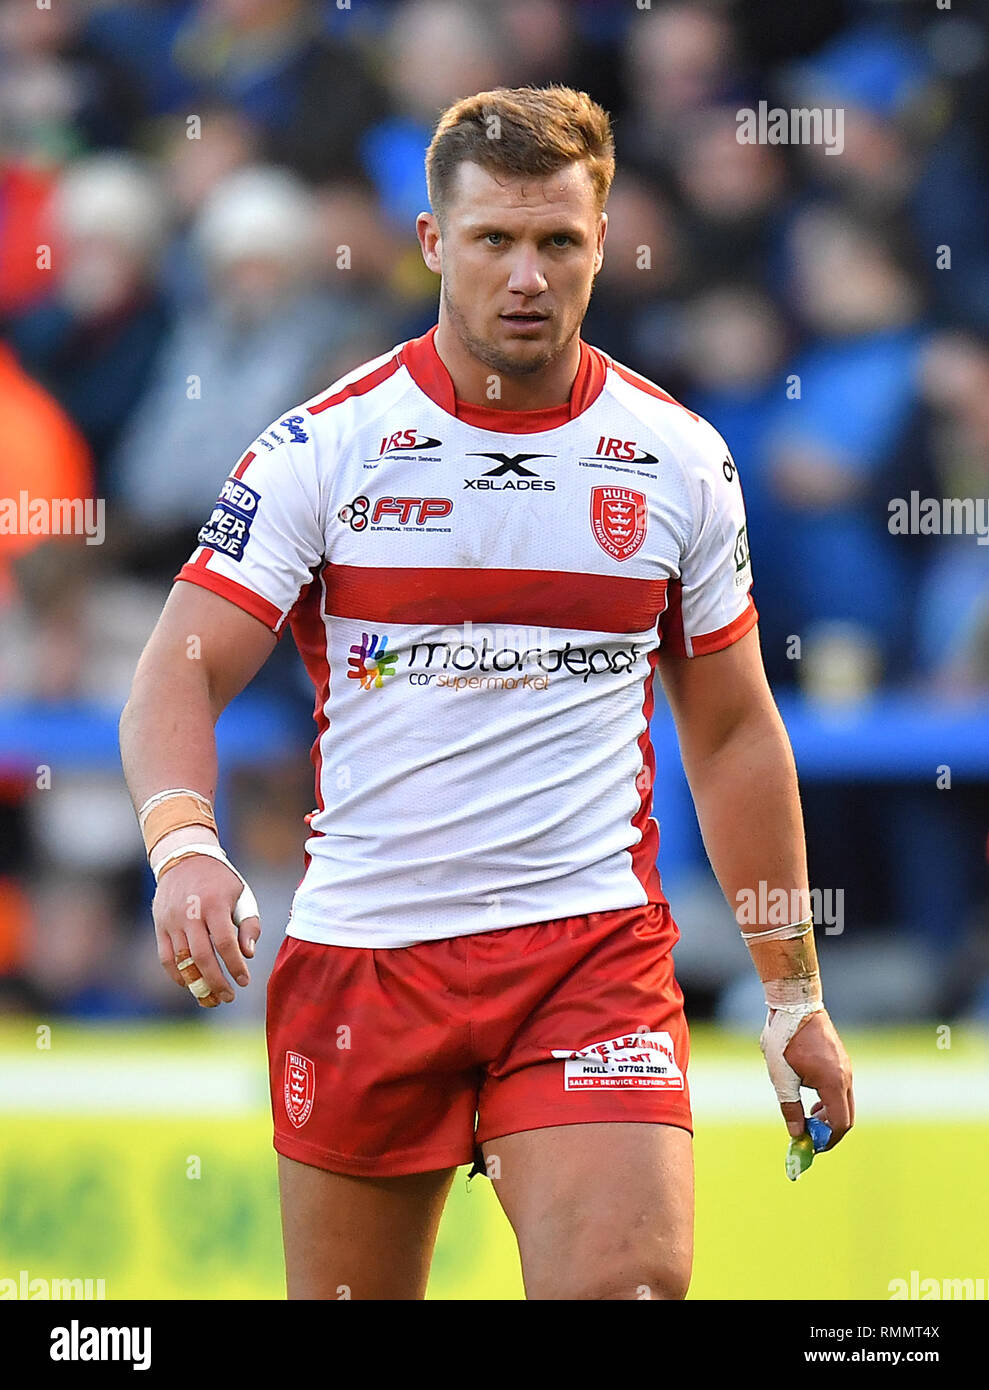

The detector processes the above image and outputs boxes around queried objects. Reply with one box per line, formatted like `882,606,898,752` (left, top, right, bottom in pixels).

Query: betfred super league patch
197,477,261,561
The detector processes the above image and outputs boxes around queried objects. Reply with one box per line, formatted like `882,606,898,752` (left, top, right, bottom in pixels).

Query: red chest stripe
322,565,668,634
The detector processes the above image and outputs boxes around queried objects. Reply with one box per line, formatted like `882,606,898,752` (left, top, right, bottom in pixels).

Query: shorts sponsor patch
551,1030,684,1090
197,478,261,561
284,1051,315,1128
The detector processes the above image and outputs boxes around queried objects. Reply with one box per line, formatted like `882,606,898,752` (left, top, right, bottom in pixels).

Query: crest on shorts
284,1051,316,1128
590,487,647,562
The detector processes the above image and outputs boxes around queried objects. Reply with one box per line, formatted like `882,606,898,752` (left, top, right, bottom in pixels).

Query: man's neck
433,316,582,413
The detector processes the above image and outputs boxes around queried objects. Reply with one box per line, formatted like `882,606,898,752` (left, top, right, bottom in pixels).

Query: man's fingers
779,1100,805,1138
238,916,262,960
209,913,251,987
185,920,235,1003
814,1080,852,1148
156,926,190,989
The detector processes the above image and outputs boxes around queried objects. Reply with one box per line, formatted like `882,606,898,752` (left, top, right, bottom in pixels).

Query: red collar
399,323,608,433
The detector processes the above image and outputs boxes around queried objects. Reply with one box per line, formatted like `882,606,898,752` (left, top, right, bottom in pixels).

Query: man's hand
153,857,262,1005
778,1009,854,1150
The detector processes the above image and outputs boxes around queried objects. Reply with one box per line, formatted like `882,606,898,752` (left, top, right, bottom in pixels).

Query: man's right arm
119,582,277,1003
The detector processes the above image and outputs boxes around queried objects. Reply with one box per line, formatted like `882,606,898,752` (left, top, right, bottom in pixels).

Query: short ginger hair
425,85,616,225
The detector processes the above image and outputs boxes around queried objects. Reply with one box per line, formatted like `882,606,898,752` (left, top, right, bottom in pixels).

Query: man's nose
506,251,548,297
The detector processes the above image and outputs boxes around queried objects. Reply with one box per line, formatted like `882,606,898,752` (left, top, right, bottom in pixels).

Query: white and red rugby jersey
178,326,757,947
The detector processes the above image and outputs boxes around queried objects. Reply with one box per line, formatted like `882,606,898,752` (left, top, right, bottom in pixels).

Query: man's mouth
500,311,549,325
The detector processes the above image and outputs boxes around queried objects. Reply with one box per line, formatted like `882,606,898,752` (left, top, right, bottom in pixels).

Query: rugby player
120,86,854,1300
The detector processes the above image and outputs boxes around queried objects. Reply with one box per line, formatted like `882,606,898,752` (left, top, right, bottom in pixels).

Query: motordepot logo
889,1272,988,1300
0,1270,106,1300
407,633,645,688
50,1320,150,1371
348,631,398,689
888,492,989,545
343,623,647,692
736,101,844,155
0,492,105,545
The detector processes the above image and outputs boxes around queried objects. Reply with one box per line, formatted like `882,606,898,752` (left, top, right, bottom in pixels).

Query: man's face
417,159,607,377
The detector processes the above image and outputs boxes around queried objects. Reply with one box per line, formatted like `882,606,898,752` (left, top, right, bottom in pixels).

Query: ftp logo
338,495,453,530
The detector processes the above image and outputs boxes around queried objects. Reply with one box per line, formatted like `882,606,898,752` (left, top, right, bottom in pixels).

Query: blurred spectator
915,334,989,695
153,104,260,309
783,21,989,333
764,205,928,682
619,2,739,175
169,0,391,182
360,0,511,234
0,340,92,606
672,107,788,289
679,285,792,674
111,164,391,556
0,0,145,159
582,172,685,388
6,154,172,476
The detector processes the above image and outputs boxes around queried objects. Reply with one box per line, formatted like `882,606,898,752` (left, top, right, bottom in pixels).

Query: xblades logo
464,452,557,491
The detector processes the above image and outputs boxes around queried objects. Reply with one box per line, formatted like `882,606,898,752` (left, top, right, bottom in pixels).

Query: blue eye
485,232,504,246
551,235,572,247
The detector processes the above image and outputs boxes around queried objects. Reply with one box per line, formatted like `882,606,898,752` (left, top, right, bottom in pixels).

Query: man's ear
416,211,442,274
594,211,608,276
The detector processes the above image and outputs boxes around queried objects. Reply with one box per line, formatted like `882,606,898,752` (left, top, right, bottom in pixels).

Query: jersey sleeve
175,425,325,634
659,419,757,657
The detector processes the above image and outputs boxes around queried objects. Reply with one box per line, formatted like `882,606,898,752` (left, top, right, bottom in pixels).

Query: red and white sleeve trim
176,552,285,632
661,588,758,657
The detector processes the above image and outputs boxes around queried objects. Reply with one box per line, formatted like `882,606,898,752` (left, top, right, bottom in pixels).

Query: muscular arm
657,627,854,1146
120,582,277,1002
657,627,806,914
120,583,276,806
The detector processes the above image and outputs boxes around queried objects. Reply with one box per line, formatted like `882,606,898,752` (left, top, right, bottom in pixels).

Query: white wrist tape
743,917,823,1103
138,787,211,828
153,842,260,927
759,1001,825,1103
740,918,813,943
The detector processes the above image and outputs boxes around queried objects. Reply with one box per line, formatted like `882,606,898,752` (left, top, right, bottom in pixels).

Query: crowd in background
0,0,986,1023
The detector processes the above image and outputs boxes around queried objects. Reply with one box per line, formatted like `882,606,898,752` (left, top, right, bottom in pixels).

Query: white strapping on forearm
759,1000,825,1102
739,917,813,942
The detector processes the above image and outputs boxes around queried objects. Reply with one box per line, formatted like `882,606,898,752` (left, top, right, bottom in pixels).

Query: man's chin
486,334,561,376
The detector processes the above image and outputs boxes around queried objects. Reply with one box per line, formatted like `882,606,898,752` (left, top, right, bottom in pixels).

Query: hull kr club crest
284,1051,315,1128
590,487,647,562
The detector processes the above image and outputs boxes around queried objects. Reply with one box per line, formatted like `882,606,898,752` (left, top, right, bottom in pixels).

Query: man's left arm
657,627,855,1149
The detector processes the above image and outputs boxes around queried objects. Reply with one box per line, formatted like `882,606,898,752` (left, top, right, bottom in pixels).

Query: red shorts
266,900,692,1177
